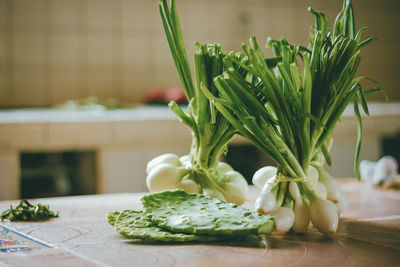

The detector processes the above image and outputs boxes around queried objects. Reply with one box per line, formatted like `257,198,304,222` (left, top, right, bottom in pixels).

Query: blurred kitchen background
0,0,399,200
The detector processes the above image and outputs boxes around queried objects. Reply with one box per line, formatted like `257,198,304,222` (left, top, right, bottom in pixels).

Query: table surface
1,180,399,267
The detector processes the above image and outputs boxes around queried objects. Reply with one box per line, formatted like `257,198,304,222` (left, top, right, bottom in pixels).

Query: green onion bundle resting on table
201,0,382,236
145,0,249,204
145,0,383,237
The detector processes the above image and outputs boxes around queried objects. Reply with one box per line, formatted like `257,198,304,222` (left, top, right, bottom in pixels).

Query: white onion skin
336,193,347,216
222,183,247,205
202,187,225,201
315,166,342,203
272,207,295,233
225,171,248,188
261,176,277,193
313,182,327,199
177,179,201,193
310,198,338,237
307,165,319,185
252,166,277,189
289,182,310,233
255,175,279,214
221,171,248,205
146,163,187,192
146,153,181,174
289,181,301,201
216,162,234,173
293,199,310,233
360,160,376,183
255,191,276,214
179,154,191,166
373,156,398,184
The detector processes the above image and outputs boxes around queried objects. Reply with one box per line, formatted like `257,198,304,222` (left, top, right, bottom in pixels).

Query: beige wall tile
0,74,9,106
87,73,115,99
13,72,47,106
88,36,116,66
369,68,400,101
51,73,83,104
153,37,175,70
114,120,191,145
134,0,161,35
178,1,210,32
121,74,148,103
121,36,149,67
51,35,81,64
0,0,7,25
47,122,114,148
121,0,150,29
13,33,45,64
121,63,147,78
87,0,116,29
153,72,180,89
0,150,19,200
13,0,44,25
51,0,81,27
1,0,399,107
0,32,6,63
0,123,46,149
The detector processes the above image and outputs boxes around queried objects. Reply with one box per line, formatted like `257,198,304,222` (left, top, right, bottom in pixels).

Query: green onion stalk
201,0,382,235
145,0,249,204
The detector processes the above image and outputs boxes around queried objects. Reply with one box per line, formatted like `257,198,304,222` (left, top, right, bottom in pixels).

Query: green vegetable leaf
109,210,220,242
353,101,363,179
142,190,275,236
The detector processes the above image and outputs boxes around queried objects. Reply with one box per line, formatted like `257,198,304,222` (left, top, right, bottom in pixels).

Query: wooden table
1,180,399,266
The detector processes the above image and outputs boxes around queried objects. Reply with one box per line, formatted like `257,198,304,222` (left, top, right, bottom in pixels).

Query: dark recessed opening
20,151,97,199
224,144,275,184
382,131,400,165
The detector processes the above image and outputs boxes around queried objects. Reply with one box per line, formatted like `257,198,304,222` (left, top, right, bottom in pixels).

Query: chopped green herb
1,199,59,222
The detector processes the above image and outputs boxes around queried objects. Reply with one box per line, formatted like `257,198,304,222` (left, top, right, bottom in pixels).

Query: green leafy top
160,0,242,169
201,0,384,183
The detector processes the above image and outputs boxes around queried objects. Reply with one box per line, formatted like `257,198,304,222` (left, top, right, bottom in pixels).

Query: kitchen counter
0,103,399,200
0,180,399,266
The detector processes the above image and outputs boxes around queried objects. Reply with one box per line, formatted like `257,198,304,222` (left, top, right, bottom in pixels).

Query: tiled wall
0,0,399,107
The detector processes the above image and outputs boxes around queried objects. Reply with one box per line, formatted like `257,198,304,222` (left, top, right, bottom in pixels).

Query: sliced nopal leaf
107,211,120,226
110,210,221,242
142,190,275,236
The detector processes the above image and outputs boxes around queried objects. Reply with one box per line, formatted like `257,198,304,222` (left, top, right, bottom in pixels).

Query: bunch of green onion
145,0,248,205
201,0,382,236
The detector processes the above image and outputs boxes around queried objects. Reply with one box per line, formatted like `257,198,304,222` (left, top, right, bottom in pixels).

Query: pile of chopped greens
1,199,59,222
108,190,274,242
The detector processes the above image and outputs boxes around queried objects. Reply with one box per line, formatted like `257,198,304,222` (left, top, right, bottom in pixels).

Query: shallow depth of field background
0,0,399,199
0,0,399,107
